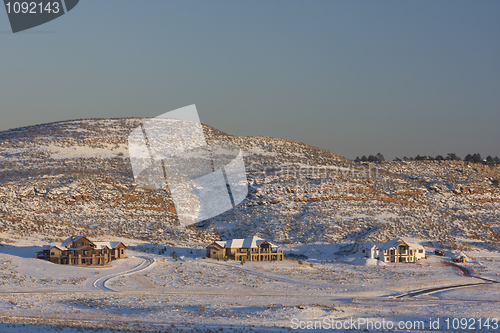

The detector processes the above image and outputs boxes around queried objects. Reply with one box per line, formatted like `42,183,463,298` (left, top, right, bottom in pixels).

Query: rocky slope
0,119,499,250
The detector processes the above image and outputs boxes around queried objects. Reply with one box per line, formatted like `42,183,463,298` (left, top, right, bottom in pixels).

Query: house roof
60,236,126,250
378,238,424,250
404,239,425,249
214,236,278,249
361,241,377,249
213,241,226,248
61,235,87,248
94,241,125,250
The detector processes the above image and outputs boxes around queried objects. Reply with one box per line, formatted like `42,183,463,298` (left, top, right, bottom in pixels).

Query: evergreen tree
472,153,482,163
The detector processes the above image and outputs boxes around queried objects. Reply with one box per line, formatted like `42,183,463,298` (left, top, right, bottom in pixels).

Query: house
36,235,127,266
358,241,378,259
377,238,425,263
206,236,283,262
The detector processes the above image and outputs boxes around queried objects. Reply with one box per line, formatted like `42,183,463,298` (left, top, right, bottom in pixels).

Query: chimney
71,235,75,241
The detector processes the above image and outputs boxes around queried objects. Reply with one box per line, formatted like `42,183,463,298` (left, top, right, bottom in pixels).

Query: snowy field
1,234,499,332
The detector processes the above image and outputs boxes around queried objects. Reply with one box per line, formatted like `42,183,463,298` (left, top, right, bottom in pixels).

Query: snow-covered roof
222,236,278,249
379,238,404,250
61,235,87,248
94,241,123,250
213,241,227,248
404,240,425,250
378,238,424,250
361,241,377,249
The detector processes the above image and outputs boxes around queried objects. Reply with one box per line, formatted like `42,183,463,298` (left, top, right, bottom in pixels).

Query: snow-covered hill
0,119,499,251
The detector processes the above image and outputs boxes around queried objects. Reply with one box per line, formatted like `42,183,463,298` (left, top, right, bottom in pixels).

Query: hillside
0,119,499,251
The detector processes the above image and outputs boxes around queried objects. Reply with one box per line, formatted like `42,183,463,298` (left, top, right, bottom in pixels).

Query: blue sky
1,0,499,160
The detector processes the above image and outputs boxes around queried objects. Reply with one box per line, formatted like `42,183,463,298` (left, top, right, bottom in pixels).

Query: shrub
202,256,206,259
298,260,303,265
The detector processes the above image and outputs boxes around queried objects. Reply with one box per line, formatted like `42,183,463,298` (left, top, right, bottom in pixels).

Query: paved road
394,262,498,298
92,256,156,292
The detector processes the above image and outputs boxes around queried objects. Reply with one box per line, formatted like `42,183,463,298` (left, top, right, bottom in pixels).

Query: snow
1,234,499,332
44,144,129,159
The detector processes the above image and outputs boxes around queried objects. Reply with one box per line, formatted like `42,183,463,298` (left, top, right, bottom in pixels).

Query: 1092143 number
445,318,499,330
5,2,60,14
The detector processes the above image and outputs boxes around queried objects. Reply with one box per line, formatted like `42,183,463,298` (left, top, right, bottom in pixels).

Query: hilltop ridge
0,118,499,251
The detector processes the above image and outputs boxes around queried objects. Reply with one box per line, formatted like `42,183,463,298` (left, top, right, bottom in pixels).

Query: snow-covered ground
1,234,499,332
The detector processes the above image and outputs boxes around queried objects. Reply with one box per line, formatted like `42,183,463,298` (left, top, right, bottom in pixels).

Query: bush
202,256,206,259
240,258,245,265
298,260,303,265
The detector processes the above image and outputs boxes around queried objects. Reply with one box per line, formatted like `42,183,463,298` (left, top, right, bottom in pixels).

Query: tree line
354,153,385,163
355,153,500,165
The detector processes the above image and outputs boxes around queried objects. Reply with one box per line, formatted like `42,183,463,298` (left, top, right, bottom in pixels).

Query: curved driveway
92,256,156,292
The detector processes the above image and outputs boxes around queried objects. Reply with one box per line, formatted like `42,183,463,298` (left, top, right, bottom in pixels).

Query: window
362,249,365,253
212,251,216,255
418,249,423,253
51,252,55,255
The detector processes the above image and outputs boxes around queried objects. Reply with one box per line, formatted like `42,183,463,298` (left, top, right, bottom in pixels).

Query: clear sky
1,0,499,160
